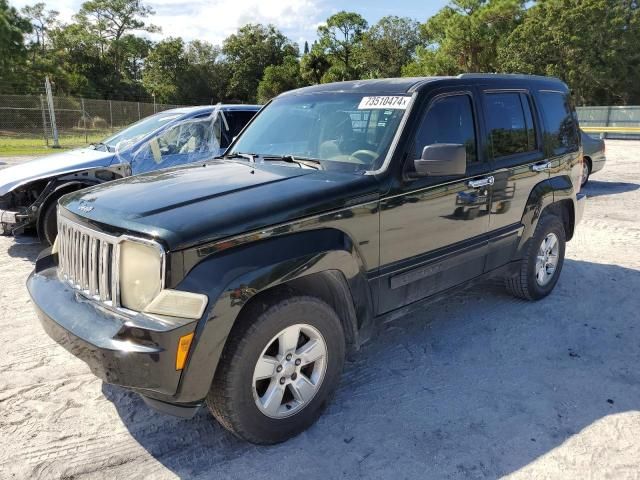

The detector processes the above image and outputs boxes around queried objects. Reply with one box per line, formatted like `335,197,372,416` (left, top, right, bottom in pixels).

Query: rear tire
207,291,345,444
506,214,566,300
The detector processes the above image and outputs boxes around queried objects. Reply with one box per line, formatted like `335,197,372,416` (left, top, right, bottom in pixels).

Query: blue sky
11,0,450,47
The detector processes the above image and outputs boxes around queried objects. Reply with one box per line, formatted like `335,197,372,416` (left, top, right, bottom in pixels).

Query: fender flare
173,228,374,403
514,175,577,260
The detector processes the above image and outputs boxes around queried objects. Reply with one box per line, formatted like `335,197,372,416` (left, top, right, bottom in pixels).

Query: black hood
61,160,379,250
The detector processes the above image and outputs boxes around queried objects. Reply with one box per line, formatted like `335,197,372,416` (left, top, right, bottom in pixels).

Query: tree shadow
104,259,640,478
583,180,639,198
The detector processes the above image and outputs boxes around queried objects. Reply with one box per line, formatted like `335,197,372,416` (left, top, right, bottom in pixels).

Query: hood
0,148,116,196
60,160,378,250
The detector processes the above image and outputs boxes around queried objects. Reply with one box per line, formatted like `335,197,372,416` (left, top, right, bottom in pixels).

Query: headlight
119,240,163,311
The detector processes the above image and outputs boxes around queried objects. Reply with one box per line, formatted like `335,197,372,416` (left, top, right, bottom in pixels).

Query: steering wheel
350,149,379,164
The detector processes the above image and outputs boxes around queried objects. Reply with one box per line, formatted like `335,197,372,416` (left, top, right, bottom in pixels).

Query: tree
300,44,330,84
142,38,229,104
142,37,186,103
21,2,59,56
257,56,302,103
75,0,159,82
222,23,298,102
499,0,640,105
0,0,31,89
403,0,525,76
303,40,309,54
317,11,368,80
76,0,158,44
361,16,421,78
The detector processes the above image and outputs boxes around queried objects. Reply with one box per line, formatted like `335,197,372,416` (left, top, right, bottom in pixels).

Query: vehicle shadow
104,259,640,478
583,180,639,198
6,235,43,261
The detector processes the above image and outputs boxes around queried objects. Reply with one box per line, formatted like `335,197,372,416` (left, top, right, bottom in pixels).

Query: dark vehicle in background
580,130,607,186
0,105,260,244
28,74,585,444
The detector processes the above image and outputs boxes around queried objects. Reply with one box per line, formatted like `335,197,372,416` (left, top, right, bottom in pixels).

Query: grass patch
0,131,112,157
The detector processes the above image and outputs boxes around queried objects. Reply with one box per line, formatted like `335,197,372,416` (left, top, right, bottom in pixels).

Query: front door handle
531,161,551,172
468,176,495,188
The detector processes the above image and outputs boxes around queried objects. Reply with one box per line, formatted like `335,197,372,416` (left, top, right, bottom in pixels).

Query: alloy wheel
252,323,327,418
535,232,560,286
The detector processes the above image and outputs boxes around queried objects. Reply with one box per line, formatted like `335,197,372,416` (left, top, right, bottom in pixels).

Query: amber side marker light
176,333,194,370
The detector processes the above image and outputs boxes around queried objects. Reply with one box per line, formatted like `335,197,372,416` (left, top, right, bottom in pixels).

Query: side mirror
414,143,466,177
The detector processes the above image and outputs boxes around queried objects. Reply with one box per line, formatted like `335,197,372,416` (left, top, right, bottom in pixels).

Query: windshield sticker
358,96,410,110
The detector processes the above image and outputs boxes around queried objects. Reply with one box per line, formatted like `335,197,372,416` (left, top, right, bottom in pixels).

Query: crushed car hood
0,148,116,196
60,160,379,250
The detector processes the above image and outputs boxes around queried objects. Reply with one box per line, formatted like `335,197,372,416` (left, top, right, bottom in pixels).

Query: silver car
580,130,607,187
0,105,259,244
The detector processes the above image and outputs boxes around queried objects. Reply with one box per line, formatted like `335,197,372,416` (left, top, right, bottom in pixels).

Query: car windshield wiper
224,152,257,162
261,155,323,170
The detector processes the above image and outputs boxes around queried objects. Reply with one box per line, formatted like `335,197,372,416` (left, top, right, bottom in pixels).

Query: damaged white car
0,104,259,244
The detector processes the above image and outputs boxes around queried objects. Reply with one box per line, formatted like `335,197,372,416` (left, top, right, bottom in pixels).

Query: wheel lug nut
286,354,292,361
279,377,286,385
276,365,283,373
295,359,301,366
291,373,297,380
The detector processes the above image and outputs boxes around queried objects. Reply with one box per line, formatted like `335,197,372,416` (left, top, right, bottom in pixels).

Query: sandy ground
0,142,639,479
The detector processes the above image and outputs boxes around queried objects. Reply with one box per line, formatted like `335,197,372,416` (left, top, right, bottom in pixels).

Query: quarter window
485,92,537,158
538,91,579,154
413,94,477,163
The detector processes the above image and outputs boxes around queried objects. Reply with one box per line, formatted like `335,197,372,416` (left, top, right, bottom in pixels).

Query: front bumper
27,253,202,416
590,153,607,174
575,192,587,225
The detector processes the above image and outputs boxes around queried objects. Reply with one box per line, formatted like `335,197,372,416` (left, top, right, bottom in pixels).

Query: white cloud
10,0,328,48
149,0,325,47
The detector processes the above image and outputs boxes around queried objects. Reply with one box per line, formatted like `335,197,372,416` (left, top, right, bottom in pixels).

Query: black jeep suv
28,74,586,444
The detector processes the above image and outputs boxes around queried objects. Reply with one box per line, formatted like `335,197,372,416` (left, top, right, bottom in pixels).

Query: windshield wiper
262,155,322,170
224,152,257,162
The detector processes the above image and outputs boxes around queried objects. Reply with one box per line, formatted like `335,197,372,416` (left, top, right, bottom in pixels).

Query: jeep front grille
57,214,120,305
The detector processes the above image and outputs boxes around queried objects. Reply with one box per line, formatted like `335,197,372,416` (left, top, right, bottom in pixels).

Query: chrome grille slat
99,240,111,301
88,237,97,295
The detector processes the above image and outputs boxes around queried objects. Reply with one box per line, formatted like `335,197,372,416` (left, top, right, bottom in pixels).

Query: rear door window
485,92,537,158
537,91,579,155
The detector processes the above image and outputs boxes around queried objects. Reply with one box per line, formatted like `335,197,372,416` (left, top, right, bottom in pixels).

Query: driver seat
319,111,355,159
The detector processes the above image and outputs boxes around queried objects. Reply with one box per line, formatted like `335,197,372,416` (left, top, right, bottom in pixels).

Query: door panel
377,91,491,314
481,90,548,270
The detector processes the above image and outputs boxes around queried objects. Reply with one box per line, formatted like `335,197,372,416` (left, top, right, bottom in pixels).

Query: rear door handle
531,161,551,172
468,176,495,188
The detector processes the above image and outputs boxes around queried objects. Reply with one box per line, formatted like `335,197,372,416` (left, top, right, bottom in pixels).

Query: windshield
115,108,226,175
100,111,185,150
229,93,410,172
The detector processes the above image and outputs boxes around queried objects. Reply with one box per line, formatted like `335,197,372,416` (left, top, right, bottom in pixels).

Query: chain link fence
0,94,188,151
2,95,640,153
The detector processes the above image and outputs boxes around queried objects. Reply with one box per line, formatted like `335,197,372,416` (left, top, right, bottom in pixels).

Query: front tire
207,291,345,444
506,214,566,300
40,201,58,246
581,158,591,188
